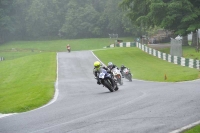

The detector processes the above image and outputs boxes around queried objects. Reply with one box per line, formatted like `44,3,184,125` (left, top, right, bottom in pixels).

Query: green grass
0,52,56,113
182,125,200,133
0,37,133,60
93,48,200,82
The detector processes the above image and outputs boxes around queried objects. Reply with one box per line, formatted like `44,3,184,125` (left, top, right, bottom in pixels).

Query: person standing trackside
67,44,71,52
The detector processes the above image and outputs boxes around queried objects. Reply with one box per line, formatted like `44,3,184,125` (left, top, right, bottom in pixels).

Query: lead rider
93,61,110,85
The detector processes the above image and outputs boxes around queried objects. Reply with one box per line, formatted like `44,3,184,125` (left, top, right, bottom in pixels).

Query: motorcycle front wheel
117,77,123,85
114,85,119,91
128,74,132,81
102,78,114,92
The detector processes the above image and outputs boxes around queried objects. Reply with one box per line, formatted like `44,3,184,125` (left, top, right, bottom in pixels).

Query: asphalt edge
169,120,200,133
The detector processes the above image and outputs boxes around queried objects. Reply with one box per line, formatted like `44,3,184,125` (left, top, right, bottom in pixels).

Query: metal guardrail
136,42,200,69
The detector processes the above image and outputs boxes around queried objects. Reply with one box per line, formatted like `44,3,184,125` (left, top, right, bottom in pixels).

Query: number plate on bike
99,73,105,78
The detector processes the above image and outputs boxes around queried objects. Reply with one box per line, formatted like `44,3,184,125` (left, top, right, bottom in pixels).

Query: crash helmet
108,62,113,68
121,64,124,68
94,61,101,70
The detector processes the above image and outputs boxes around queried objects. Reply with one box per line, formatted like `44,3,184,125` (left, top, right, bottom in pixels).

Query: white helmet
108,62,113,68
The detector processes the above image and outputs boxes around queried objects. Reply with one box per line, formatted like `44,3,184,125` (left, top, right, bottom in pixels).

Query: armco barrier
105,42,200,69
136,42,200,69
106,42,136,48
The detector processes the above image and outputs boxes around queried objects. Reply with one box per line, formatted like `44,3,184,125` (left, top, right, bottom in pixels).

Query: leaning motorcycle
111,67,123,85
123,68,132,81
97,68,119,92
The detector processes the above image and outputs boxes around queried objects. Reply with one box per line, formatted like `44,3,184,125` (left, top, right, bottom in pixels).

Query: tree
0,0,15,43
0,0,135,41
12,0,30,40
150,0,200,46
121,0,200,45
120,0,153,36
60,0,100,38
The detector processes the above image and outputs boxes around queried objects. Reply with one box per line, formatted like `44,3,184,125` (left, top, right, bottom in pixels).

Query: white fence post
0,57,4,61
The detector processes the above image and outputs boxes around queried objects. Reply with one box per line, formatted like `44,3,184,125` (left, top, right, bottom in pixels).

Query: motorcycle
97,68,119,92
111,67,123,85
67,47,71,52
123,68,132,81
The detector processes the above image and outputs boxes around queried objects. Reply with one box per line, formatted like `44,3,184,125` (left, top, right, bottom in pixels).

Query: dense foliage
1,0,200,44
120,0,200,37
0,0,137,43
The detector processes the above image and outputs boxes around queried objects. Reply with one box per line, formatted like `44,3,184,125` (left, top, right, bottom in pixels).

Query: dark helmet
121,64,124,68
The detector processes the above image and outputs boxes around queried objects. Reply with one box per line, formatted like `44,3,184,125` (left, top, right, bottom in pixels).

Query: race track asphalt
0,50,200,133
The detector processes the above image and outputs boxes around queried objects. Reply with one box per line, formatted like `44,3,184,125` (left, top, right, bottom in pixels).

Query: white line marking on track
169,120,200,133
91,50,106,66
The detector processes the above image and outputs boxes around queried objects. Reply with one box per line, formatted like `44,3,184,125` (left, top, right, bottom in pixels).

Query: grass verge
93,47,200,82
0,52,56,113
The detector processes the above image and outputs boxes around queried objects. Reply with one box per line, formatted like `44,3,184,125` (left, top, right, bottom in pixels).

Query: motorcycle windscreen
112,68,120,75
99,68,107,79
123,68,128,73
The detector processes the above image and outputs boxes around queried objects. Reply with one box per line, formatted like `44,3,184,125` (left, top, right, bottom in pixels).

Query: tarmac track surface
0,50,200,133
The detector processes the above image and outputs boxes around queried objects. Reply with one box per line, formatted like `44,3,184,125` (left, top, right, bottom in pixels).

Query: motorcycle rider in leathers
120,64,127,77
93,61,110,85
107,62,119,70
107,62,123,77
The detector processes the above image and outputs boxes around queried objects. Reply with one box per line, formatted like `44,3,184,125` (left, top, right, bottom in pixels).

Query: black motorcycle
97,68,119,92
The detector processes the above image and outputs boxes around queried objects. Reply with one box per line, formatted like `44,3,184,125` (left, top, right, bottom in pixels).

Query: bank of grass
93,47,200,82
0,52,56,113
182,125,200,133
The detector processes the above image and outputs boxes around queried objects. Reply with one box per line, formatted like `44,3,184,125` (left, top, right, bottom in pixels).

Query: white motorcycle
111,67,123,85
123,68,132,81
